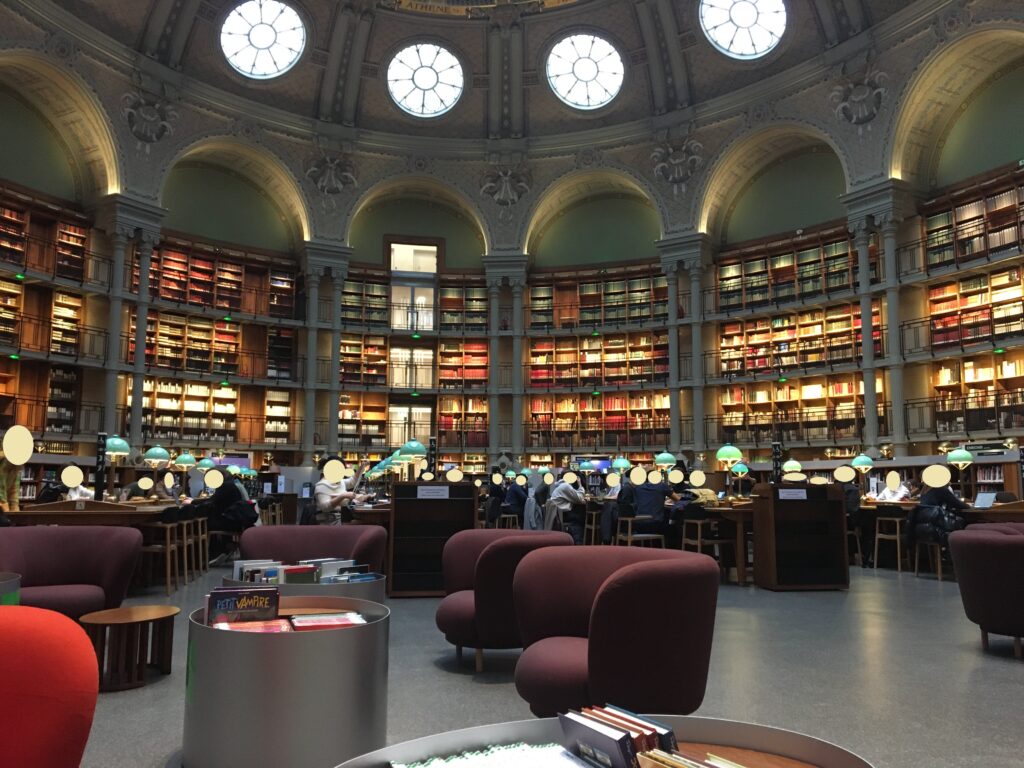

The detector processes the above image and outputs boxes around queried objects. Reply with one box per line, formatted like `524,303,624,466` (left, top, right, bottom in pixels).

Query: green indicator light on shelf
220,380,230,387
411,332,421,339
778,377,787,383
411,391,420,397
14,273,25,280
995,348,1005,354
591,330,600,337
8,354,19,360
223,315,232,322
592,391,600,397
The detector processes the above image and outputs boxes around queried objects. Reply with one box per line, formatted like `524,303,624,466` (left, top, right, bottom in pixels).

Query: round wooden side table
79,605,180,691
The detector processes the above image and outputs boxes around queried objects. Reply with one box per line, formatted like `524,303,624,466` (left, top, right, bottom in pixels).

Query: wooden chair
178,519,198,583
258,507,271,527
497,513,521,529
139,522,179,596
270,502,284,525
615,516,665,548
682,518,733,578
194,517,209,573
915,540,945,581
847,526,863,567
584,508,602,545
874,516,906,572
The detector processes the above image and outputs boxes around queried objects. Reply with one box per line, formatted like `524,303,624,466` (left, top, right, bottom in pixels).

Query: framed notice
417,485,450,499
778,488,807,500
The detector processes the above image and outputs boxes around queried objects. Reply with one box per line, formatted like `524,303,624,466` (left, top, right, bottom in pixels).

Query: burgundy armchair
435,529,574,672
949,525,1024,659
239,525,387,572
0,526,142,619
513,547,720,717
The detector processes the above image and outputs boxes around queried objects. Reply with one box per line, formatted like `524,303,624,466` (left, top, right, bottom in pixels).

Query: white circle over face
515,475,527,486
420,471,435,482
699,0,787,60
563,471,578,485
474,479,482,487
546,34,624,110
323,459,346,484
492,472,503,485
783,472,807,482
60,465,84,488
668,469,685,485
809,476,828,485
206,469,225,489
649,470,663,485
164,472,176,490
833,466,856,483
543,472,555,486
886,471,902,491
689,470,707,488
446,468,464,483
606,472,620,488
922,464,952,488
629,467,648,486
221,1,306,79
387,43,464,117
2,425,34,466
138,476,154,491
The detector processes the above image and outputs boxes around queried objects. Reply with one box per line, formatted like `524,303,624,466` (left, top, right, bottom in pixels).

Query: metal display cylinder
182,596,389,768
221,576,387,604
0,572,20,605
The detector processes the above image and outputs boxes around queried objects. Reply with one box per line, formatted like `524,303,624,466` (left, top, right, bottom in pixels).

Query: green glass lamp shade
520,467,533,476
946,448,974,471
851,454,874,474
225,465,241,476
782,459,802,473
143,445,170,466
197,458,217,473
400,439,427,460
731,462,750,478
505,469,517,479
104,435,130,457
579,460,595,473
173,452,197,469
612,456,632,472
654,452,676,469
716,444,742,467
535,466,550,477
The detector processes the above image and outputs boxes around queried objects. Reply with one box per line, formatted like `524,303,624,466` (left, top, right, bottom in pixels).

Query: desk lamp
103,435,131,499
947,448,974,498
654,452,676,470
852,453,874,493
782,459,802,474
731,461,750,498
716,443,742,497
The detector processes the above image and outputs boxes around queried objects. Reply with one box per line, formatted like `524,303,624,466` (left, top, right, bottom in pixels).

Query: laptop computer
973,492,996,509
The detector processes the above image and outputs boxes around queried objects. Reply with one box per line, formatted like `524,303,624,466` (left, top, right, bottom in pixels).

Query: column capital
483,252,528,288
656,232,712,275
90,193,165,244
840,178,917,229
301,240,352,280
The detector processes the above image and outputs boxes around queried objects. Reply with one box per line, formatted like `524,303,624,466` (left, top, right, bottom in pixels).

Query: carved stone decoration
935,3,971,41
575,148,602,169
44,32,78,63
306,153,358,198
120,91,177,152
480,165,531,221
651,138,704,198
230,118,263,143
408,155,433,174
831,66,888,134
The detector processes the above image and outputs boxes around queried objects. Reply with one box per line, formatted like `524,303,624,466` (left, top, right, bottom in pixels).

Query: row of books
232,558,377,585
204,585,368,633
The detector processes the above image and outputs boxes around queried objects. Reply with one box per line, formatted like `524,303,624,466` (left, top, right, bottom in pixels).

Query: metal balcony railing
704,403,891,447
124,335,302,382
905,389,1024,438
0,313,108,363
0,395,105,437
703,328,885,380
524,416,674,452
901,310,1024,358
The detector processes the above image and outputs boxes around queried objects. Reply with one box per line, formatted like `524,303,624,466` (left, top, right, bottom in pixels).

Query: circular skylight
546,34,624,111
699,0,787,60
221,0,306,79
387,44,465,118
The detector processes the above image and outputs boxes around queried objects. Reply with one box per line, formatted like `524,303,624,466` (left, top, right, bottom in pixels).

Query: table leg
153,616,174,675
135,622,150,685
735,525,747,585
106,624,123,691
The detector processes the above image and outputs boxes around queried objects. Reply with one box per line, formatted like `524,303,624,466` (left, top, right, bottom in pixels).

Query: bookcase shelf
264,389,294,444
50,291,82,356
338,392,388,449
526,391,671,450
528,331,670,389
528,269,671,330
437,395,488,448
0,205,27,265
267,328,296,380
926,265,1024,348
716,227,879,312
129,311,241,376
46,365,79,435
127,377,239,443
439,282,487,332
340,334,389,387
438,339,488,391
0,276,23,346
341,274,389,327
931,347,1024,434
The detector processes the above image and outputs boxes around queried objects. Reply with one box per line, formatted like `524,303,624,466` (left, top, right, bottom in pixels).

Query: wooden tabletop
79,605,181,625
9,507,165,526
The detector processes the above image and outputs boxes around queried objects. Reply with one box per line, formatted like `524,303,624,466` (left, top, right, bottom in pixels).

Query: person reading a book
549,471,588,544
314,457,367,522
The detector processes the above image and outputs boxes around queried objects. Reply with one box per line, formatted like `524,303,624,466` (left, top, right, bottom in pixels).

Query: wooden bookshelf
45,365,79,435
437,395,488,448
264,389,293,444
0,205,27,265
927,265,1024,348
438,282,487,331
340,334,389,386
127,378,238,443
921,167,1024,270
338,392,388,449
0,276,23,346
438,339,488,391
526,390,670,449
267,328,296,379
716,301,880,377
932,347,1024,434
528,268,670,329
129,311,241,375
268,271,295,318
528,331,670,388
716,226,878,311
53,222,86,281
340,274,389,327
49,290,81,356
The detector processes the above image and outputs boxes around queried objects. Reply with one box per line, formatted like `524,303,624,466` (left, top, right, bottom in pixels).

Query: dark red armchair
239,525,387,572
0,606,99,768
949,524,1024,659
0,526,142,619
435,529,574,672
513,547,720,716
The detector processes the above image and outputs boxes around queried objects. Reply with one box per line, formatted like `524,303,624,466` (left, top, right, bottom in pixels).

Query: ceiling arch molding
694,120,852,243
521,167,666,255
343,175,491,254
0,48,121,202
156,135,312,244
886,24,1024,190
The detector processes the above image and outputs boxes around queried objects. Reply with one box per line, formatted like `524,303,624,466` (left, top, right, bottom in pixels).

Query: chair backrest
441,528,549,594
0,606,99,768
239,525,387,571
0,526,142,609
949,528,1024,636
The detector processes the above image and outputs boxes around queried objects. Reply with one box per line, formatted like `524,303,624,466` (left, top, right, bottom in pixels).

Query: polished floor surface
81,566,1022,768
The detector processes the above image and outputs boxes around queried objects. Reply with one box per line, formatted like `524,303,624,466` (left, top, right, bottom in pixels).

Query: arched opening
347,178,488,268
159,139,310,250
889,28,1024,189
525,171,662,268
0,52,119,202
697,124,849,244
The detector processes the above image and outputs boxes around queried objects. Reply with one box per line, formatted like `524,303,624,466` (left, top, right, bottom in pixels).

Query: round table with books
333,715,874,768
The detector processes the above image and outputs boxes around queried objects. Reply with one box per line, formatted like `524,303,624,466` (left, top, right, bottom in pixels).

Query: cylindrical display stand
0,572,20,605
221,576,387,604
182,596,389,768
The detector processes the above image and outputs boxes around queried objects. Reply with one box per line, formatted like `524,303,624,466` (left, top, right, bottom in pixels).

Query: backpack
543,497,562,531
299,499,319,525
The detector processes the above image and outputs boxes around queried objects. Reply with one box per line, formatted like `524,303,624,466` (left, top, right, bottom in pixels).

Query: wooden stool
915,540,945,581
79,606,180,691
682,519,733,579
178,519,197,583
848,526,863,567
497,513,521,529
615,516,665,548
195,517,209,571
874,516,906,572
270,502,284,525
139,522,179,596
584,509,601,545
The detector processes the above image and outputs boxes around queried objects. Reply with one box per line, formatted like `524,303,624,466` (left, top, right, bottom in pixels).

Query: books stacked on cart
231,558,380,585
204,586,367,633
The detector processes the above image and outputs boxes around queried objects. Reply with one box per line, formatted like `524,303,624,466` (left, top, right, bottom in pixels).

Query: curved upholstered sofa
0,526,142,618
239,524,387,572
949,523,1024,659
435,528,574,671
513,546,720,716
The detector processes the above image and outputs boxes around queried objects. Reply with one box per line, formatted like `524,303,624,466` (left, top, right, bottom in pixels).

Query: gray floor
81,567,1023,768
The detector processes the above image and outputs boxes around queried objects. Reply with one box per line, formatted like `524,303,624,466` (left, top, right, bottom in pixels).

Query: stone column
665,263,681,450
882,218,907,454
303,271,321,464
511,279,524,455
129,234,156,447
103,229,129,436
855,223,879,449
688,264,705,451
327,274,344,453
487,279,501,457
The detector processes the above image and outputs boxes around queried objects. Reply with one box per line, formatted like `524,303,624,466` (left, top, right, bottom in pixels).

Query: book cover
289,612,367,631
582,708,656,753
206,586,280,625
232,559,278,581
212,619,293,633
601,707,678,753
280,565,318,584
559,711,639,768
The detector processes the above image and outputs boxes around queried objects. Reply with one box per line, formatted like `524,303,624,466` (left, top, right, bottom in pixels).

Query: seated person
549,473,587,543
313,457,367,521
504,475,528,527
632,477,681,544
871,482,910,502
118,478,175,502
65,483,94,501
920,482,968,511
